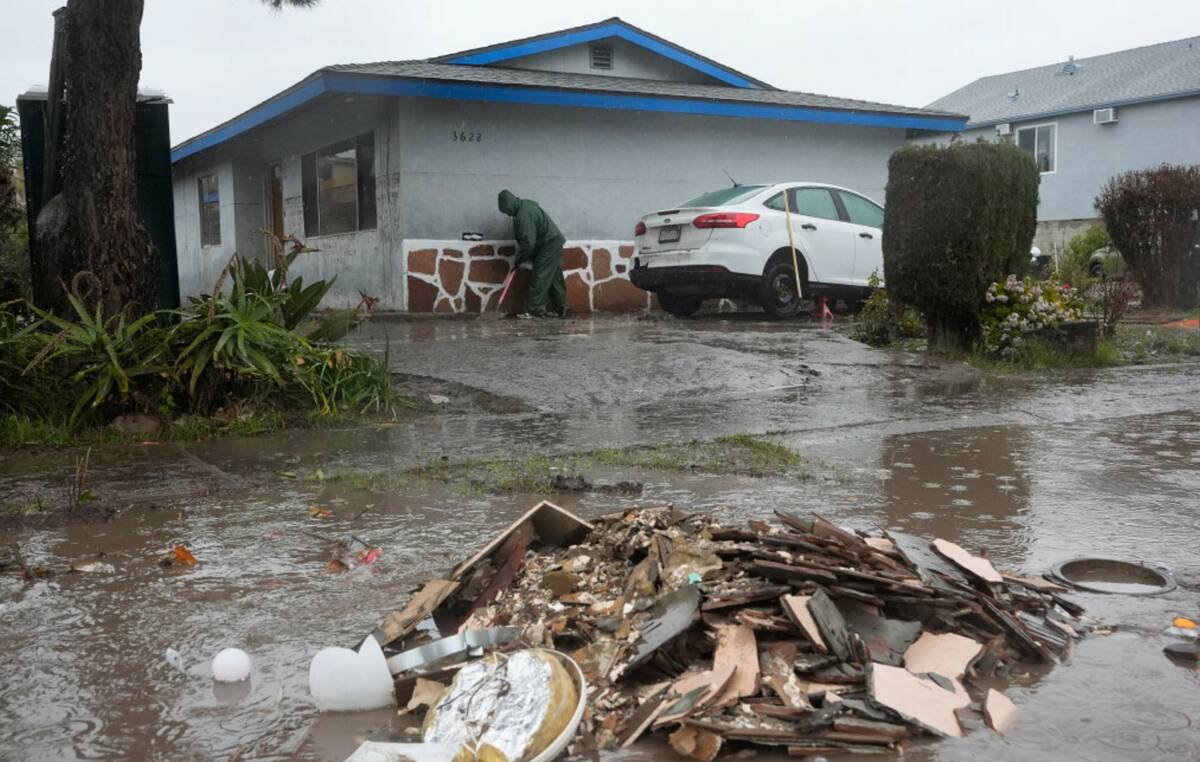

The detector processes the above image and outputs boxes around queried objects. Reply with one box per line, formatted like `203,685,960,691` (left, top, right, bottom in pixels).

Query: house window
198,174,220,246
590,43,613,70
301,132,377,237
1016,124,1056,173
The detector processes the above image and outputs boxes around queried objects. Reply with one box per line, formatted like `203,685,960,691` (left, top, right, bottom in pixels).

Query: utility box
17,88,180,310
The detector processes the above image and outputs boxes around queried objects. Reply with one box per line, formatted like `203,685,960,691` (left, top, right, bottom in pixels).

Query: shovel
480,266,517,321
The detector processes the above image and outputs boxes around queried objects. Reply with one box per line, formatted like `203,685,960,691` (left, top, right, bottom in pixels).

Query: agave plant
173,289,298,395
26,294,166,424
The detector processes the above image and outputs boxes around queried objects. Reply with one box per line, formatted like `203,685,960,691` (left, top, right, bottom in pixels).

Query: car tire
760,259,803,319
658,292,703,318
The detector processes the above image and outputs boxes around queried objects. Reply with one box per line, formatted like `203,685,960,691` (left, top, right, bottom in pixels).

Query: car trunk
636,208,715,255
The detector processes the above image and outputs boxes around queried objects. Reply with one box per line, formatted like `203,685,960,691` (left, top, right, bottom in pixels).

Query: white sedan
629,182,884,318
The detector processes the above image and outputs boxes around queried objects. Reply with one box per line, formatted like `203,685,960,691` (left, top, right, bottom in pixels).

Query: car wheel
658,292,703,318
760,260,803,319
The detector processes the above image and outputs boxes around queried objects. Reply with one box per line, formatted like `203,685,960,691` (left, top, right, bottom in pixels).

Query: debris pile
375,503,1091,758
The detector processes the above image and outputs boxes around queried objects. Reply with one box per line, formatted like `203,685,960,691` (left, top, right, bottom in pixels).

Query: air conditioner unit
1094,107,1118,125
995,123,1012,136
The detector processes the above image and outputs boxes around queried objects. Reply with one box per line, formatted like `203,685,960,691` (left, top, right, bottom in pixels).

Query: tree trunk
35,0,155,317
925,313,976,356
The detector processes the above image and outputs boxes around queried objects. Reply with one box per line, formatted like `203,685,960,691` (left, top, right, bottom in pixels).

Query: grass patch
1111,324,1200,364
330,434,809,495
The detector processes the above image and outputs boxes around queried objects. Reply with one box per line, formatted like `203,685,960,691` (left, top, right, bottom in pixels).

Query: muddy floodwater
2,316,1198,761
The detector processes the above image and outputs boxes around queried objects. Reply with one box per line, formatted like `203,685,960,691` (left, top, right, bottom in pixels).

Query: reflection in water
879,426,1032,567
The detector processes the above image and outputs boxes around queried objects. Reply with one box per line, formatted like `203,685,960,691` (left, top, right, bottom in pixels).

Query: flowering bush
980,276,1084,357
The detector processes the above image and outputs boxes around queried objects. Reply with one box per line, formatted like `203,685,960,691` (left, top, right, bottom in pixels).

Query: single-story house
925,36,1200,256
171,18,964,313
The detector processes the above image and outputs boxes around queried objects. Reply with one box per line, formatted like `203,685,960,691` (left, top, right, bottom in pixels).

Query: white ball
212,647,252,683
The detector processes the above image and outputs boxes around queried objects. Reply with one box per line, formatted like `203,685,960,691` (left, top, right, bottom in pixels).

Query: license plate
658,226,681,244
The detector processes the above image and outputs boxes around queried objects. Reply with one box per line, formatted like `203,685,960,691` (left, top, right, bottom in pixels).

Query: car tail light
693,212,760,229
634,221,647,236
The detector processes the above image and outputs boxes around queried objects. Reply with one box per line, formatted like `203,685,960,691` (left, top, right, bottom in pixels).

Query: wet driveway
1,315,1198,761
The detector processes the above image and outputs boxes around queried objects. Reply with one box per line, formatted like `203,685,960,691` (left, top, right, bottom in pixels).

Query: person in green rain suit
498,189,570,318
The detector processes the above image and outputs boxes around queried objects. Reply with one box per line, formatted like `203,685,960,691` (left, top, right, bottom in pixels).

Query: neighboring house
926,36,1200,257
170,17,963,313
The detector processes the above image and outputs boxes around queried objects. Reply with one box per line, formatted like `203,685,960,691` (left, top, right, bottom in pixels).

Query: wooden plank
371,579,459,647
709,623,759,707
807,589,855,663
903,631,984,680
452,500,591,580
932,539,1003,584
753,559,838,584
781,594,828,653
867,663,967,738
984,688,1019,735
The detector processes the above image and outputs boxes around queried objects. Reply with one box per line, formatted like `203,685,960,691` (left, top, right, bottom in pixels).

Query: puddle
1,318,1199,760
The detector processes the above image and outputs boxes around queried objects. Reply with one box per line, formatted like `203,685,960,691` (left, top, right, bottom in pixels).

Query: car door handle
801,223,817,231
859,232,874,239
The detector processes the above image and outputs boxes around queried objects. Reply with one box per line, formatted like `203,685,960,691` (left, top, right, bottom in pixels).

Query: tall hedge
1096,164,1200,309
883,142,1039,351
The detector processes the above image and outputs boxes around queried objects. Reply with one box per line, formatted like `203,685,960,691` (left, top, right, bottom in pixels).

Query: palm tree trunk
35,0,155,316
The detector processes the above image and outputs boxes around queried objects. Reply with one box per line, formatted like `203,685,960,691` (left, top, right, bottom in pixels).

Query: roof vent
1007,87,1020,102
590,43,613,70
1062,55,1081,75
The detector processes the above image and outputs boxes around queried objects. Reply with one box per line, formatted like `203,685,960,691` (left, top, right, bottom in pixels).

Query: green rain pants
525,236,567,315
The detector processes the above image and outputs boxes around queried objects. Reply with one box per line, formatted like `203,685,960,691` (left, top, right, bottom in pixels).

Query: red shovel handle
496,268,517,307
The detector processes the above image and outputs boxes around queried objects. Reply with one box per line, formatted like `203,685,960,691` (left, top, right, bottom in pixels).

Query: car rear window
679,185,767,208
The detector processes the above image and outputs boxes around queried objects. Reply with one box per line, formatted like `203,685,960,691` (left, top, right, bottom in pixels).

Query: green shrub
852,271,925,347
5,238,395,437
1064,226,1110,272
883,142,1039,352
1096,164,1200,309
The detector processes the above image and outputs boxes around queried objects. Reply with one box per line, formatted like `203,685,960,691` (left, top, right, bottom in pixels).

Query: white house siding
920,95,1200,255
173,94,911,312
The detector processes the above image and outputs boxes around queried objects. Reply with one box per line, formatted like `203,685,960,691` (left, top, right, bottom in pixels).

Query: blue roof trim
173,76,328,162
327,73,965,131
444,22,758,89
172,73,964,163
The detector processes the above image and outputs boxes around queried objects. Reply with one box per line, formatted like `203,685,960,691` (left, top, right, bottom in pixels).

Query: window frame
835,190,884,229
197,173,221,247
301,132,378,239
1015,122,1058,175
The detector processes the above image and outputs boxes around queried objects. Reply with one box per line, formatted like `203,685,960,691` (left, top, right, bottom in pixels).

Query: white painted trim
1015,121,1058,175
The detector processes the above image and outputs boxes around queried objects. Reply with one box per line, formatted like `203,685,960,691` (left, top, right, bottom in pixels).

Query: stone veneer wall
404,240,651,314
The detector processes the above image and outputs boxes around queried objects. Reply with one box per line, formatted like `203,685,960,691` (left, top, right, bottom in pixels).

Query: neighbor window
198,174,220,246
301,132,377,237
1017,124,1056,173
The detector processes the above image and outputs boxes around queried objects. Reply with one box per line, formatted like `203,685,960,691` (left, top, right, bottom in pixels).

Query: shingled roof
928,35,1200,128
172,18,965,163
326,60,961,119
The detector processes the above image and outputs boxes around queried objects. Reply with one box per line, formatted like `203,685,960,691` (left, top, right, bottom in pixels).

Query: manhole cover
1049,558,1176,595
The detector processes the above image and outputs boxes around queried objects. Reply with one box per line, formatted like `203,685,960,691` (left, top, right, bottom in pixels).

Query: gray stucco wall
172,93,909,308
392,97,903,240
498,38,720,85
927,95,1200,222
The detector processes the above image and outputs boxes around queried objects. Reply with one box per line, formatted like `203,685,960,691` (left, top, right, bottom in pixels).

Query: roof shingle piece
928,35,1200,127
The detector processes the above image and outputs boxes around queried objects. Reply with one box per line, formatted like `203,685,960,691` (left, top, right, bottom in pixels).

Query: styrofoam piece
309,636,395,712
211,648,252,683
